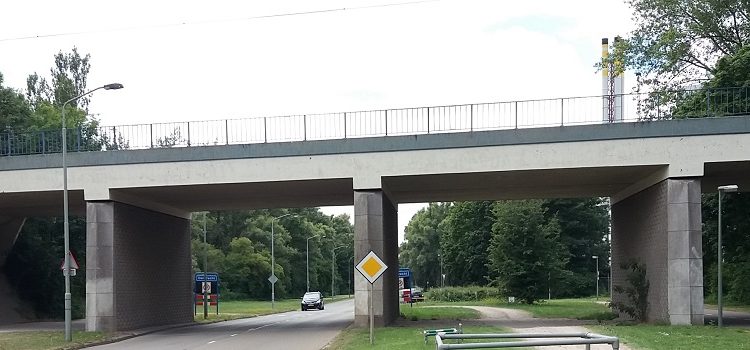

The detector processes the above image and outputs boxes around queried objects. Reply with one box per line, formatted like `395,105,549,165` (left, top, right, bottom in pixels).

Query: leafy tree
0,72,32,133
27,47,91,110
399,203,451,288
440,201,494,286
543,198,610,297
223,237,273,299
618,0,749,90
488,200,567,304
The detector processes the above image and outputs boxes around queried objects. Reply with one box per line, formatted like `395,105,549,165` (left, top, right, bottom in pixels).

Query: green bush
426,286,502,302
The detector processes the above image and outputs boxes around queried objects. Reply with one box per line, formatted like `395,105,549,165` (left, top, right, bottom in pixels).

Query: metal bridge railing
2,87,749,157
435,332,620,350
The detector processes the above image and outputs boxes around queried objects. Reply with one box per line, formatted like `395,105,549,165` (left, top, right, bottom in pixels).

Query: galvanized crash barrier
424,323,463,344
435,332,620,349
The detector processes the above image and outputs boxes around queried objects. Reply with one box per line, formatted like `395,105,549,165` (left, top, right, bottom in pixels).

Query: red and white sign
60,252,80,270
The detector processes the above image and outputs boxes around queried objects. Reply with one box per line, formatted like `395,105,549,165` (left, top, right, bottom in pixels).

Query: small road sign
356,251,388,284
268,274,278,284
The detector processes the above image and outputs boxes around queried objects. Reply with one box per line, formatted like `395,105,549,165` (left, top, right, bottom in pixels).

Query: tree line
190,208,354,300
399,199,611,304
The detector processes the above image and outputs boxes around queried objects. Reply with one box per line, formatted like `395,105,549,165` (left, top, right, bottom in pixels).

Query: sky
0,0,636,244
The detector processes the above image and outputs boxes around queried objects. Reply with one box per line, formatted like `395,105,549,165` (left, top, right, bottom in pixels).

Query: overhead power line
0,0,440,43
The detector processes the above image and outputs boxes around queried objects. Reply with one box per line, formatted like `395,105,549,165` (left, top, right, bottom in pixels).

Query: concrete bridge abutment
611,178,704,325
353,189,399,327
86,201,193,332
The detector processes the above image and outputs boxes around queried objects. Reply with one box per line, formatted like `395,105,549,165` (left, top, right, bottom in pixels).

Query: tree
543,198,610,297
488,200,567,304
440,201,494,286
618,0,749,90
0,72,33,133
27,48,91,110
399,203,451,288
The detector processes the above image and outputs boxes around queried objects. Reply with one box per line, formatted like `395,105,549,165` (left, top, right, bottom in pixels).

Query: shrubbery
426,286,502,302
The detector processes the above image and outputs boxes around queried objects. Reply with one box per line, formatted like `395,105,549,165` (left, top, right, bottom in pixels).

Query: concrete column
0,217,25,267
611,178,703,325
86,201,193,332
353,190,398,327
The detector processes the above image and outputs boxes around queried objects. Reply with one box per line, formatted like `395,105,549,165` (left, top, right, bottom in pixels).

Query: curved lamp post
62,83,123,342
332,245,346,297
306,234,322,292
270,213,297,309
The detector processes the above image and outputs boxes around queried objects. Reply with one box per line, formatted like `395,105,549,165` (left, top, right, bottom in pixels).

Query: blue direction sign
195,273,219,282
398,268,411,278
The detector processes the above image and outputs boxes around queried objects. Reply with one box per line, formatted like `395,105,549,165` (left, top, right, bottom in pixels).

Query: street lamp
592,255,600,300
332,245,346,297
202,212,209,320
717,184,738,327
306,234,322,292
270,213,296,309
61,83,123,342
438,253,444,288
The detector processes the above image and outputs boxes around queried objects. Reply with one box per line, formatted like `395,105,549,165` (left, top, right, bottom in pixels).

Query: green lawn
592,325,750,350
327,325,530,350
423,297,616,320
0,331,106,350
194,295,352,322
399,305,480,321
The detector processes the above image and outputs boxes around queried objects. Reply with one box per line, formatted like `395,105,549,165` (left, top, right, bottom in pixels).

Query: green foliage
440,201,494,286
618,0,749,90
399,203,451,288
592,325,750,350
702,192,750,304
26,47,91,110
488,200,567,304
611,261,649,321
3,217,87,319
0,72,32,133
426,286,502,302
190,208,354,300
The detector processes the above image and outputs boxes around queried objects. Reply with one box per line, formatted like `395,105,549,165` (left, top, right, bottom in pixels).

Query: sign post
355,251,388,345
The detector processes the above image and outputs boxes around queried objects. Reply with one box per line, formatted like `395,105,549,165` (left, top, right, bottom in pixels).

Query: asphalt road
88,299,354,350
704,308,750,327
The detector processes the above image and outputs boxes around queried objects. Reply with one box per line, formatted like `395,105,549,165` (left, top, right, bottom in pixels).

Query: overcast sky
0,0,636,243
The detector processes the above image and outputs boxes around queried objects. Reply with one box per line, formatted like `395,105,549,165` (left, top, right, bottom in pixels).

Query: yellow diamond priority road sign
356,251,388,284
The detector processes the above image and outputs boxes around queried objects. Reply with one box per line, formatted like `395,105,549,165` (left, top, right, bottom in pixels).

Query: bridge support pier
353,189,399,327
86,201,192,332
612,178,704,325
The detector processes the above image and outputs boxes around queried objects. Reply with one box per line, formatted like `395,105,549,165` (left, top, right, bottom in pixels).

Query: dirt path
457,306,632,350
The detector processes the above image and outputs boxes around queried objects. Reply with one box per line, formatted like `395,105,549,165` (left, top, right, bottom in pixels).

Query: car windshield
303,292,320,299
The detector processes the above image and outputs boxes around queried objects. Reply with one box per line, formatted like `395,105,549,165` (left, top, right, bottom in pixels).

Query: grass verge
423,297,616,320
705,304,750,313
399,304,480,321
592,325,750,350
193,295,352,322
327,325,531,350
0,331,106,350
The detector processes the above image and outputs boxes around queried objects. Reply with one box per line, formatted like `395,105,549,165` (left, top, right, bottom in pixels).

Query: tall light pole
438,253,445,288
270,213,296,309
202,212,208,320
306,234,322,292
592,255,600,300
332,245,345,297
61,83,123,342
717,184,738,327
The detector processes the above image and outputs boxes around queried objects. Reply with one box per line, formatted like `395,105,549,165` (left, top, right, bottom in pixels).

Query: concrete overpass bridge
1,97,749,332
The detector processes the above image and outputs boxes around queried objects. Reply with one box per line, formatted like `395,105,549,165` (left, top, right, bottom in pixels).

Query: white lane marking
230,334,238,337
208,341,216,344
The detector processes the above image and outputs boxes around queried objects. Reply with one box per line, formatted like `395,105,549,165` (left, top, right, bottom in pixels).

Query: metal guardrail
435,332,620,349
1,87,749,157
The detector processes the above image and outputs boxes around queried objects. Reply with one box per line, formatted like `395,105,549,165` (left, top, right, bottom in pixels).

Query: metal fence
2,87,749,157
435,332,620,349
